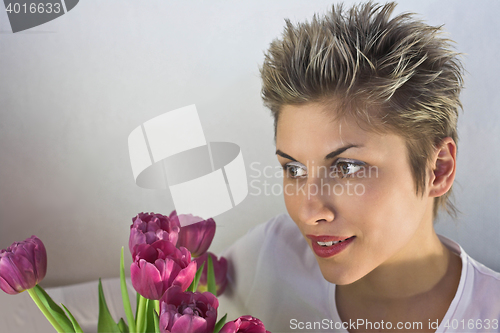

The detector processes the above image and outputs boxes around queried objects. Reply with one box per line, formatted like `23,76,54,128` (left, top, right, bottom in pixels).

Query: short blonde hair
260,1,464,219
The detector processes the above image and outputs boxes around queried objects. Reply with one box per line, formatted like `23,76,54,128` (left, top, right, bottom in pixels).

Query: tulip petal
173,261,197,291
162,285,185,305
5,253,36,291
156,258,180,294
169,231,179,247
130,260,163,300
15,242,36,268
129,229,146,255
169,210,178,220
0,275,18,295
170,315,207,333
159,310,172,333
199,219,216,254
153,240,179,260
201,291,219,310
177,217,216,257
144,231,158,245
219,321,238,333
178,247,192,262
30,236,47,282
134,243,158,262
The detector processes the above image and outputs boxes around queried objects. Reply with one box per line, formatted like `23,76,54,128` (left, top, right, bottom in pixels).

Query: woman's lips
306,235,351,242
306,234,356,258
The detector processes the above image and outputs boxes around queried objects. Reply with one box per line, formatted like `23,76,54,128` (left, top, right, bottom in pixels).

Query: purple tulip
172,211,216,258
193,252,228,296
131,240,197,300
129,212,181,258
0,236,47,295
219,316,271,333
159,285,219,333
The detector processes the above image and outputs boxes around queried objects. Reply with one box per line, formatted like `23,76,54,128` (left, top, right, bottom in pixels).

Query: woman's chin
318,265,361,285
316,259,372,286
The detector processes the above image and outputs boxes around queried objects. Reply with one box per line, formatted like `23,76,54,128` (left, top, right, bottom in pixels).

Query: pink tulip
219,316,271,333
129,212,181,258
159,285,219,333
172,211,216,258
0,236,47,295
193,252,228,296
131,240,196,300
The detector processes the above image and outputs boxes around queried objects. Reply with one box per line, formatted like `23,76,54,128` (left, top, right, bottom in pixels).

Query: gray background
0,0,499,290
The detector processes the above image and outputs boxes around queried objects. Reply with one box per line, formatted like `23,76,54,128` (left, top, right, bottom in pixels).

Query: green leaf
61,304,84,333
33,285,75,333
120,247,136,332
97,278,121,333
207,255,216,296
189,261,205,292
213,313,227,333
118,318,129,333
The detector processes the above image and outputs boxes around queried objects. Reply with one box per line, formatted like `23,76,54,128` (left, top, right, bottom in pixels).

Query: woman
221,2,500,332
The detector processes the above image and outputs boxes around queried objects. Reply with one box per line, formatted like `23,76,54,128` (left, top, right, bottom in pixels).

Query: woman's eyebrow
324,144,361,159
275,149,297,161
276,144,361,161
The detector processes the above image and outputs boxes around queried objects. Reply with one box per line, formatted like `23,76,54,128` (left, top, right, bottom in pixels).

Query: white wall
0,0,498,288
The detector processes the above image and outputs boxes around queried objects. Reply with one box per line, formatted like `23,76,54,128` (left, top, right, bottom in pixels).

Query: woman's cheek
283,182,301,218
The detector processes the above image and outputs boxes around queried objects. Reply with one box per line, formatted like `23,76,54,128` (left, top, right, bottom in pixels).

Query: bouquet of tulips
0,211,270,333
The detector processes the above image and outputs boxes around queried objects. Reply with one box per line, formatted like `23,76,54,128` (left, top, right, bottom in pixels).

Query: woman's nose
297,177,335,225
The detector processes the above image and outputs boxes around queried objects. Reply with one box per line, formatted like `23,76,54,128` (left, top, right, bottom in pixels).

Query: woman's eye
333,160,365,178
284,162,307,179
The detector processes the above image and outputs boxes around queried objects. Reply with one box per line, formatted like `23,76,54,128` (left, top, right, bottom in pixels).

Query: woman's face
276,102,435,285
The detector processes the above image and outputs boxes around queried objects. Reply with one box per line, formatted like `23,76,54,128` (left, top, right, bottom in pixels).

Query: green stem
154,300,159,315
136,295,147,333
154,300,160,333
27,288,65,333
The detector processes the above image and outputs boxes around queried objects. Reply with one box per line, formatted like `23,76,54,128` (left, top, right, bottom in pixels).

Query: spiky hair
260,1,464,218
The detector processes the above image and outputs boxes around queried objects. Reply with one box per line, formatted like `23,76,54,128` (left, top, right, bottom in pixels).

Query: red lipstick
306,234,355,258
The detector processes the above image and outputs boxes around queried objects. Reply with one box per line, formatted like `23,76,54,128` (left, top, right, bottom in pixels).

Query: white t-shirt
219,213,500,333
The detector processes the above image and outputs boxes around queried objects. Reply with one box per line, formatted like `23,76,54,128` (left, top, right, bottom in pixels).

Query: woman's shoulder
461,251,500,314
439,234,500,287
438,235,500,323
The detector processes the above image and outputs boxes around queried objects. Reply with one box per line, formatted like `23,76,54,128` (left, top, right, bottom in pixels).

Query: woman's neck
341,231,452,300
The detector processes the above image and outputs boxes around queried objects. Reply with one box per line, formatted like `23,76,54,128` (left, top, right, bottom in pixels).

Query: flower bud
0,236,47,295
173,211,216,258
159,285,219,333
219,315,271,333
131,240,196,300
129,212,181,258
193,252,228,296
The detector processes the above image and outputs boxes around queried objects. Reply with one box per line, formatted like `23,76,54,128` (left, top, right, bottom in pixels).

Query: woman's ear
428,137,457,197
